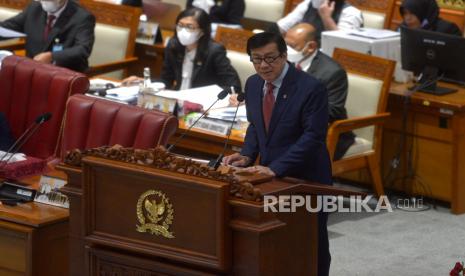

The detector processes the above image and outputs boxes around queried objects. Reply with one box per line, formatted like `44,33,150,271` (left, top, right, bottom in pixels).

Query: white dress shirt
180,48,197,90
297,49,318,72
263,63,289,100
277,0,363,32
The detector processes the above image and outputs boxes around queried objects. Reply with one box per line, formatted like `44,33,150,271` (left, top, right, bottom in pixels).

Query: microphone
208,92,245,169
0,112,52,167
167,88,231,152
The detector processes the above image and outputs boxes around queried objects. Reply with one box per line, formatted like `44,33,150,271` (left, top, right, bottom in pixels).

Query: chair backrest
142,0,180,31
347,0,395,29
244,0,286,22
0,0,28,21
79,0,141,79
215,27,255,89
160,0,186,10
60,94,179,159
0,55,89,160
332,48,394,144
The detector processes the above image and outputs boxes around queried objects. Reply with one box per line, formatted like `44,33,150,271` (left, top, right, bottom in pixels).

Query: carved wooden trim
214,27,254,53
333,48,393,80
0,0,29,10
64,145,262,202
437,0,465,10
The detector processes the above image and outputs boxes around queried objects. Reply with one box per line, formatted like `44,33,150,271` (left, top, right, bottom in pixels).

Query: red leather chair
0,55,89,160
60,94,178,158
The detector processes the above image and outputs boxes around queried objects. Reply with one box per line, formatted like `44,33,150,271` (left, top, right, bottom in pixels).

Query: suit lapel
307,51,321,76
267,65,298,139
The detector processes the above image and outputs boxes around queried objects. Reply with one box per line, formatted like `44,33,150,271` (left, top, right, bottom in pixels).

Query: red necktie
43,15,56,41
296,63,302,70
262,82,275,132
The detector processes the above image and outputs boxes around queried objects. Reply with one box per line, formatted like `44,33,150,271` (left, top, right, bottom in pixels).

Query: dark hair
400,0,439,29
169,7,212,60
246,32,287,56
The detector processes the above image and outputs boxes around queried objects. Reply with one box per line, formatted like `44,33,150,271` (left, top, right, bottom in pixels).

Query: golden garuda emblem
136,190,175,239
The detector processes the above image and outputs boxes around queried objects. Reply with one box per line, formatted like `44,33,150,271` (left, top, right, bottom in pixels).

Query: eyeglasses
176,23,199,32
250,54,282,65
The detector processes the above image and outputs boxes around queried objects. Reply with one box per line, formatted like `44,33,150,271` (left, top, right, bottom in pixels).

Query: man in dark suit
285,22,354,160
187,0,245,25
0,0,95,72
223,32,332,276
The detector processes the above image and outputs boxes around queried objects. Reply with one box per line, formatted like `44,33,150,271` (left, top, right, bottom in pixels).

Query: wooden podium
58,147,360,276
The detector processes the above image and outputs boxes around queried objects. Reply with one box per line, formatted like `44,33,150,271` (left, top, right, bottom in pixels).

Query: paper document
105,86,139,101
89,78,121,87
349,28,399,39
157,85,230,109
208,105,247,121
0,151,26,163
0,26,26,38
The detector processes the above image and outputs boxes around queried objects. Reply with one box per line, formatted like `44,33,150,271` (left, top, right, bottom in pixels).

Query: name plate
186,117,230,136
138,92,178,115
34,176,69,208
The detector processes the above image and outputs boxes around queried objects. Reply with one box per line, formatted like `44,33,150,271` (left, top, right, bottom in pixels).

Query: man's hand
222,153,250,167
121,75,143,86
318,0,335,19
241,165,276,177
33,52,53,64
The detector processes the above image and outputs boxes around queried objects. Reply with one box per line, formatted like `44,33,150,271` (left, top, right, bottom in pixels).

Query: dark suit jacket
160,40,241,91
186,0,245,25
0,112,14,152
0,1,95,72
122,0,142,7
241,64,332,185
431,18,462,36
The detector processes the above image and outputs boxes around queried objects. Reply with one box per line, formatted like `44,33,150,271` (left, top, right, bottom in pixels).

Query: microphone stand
0,113,52,170
208,93,245,170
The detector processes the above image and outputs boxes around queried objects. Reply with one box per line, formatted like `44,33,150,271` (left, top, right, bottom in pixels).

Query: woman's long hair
169,7,212,62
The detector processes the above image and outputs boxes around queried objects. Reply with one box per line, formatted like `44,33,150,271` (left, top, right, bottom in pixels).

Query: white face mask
41,0,62,13
287,45,306,64
176,27,201,46
312,0,325,9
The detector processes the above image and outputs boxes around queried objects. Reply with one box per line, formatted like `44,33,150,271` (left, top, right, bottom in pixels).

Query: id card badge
52,38,63,52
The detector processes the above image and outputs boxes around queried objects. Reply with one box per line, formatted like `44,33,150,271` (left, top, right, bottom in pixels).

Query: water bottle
143,67,151,88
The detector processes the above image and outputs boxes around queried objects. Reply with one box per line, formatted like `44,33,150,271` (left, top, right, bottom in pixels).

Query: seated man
285,22,354,160
187,0,245,25
0,0,95,73
277,0,362,37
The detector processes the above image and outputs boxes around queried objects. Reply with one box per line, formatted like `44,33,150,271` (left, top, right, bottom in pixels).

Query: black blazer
0,1,95,72
186,0,245,25
160,40,241,91
432,18,462,36
122,0,142,7
306,51,354,160
0,112,14,152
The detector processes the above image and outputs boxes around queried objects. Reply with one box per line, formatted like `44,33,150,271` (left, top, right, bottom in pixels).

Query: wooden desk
383,81,465,214
169,119,245,159
128,30,173,78
0,171,69,275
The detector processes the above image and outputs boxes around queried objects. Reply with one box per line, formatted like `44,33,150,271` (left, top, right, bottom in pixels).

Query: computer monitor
400,26,465,95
